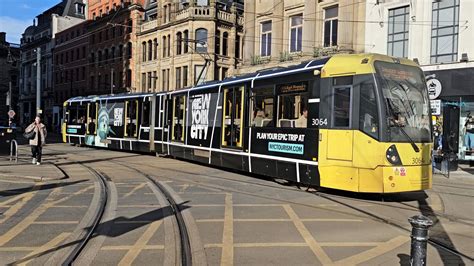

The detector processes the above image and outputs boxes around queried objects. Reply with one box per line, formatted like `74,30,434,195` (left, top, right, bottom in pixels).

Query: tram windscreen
375,61,431,143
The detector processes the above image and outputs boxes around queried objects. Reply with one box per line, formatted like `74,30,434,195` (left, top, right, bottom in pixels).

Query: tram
62,53,433,193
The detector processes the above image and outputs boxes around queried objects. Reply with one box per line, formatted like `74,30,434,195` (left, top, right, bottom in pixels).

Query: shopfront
423,62,474,163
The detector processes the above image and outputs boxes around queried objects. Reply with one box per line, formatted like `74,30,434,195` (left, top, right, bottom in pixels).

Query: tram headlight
386,145,402,165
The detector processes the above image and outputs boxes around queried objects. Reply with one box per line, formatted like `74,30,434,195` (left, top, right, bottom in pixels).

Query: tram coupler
408,215,433,266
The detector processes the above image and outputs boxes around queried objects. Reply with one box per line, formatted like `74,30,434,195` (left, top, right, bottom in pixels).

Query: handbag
23,130,36,140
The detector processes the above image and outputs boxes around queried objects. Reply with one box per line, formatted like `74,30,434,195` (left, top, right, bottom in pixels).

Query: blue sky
0,0,60,44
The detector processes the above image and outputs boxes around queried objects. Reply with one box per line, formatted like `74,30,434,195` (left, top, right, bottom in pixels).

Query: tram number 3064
312,118,328,126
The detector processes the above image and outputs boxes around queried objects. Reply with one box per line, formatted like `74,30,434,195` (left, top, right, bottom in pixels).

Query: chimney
0,32,6,43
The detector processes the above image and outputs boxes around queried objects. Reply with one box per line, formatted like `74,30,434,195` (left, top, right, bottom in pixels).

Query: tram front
374,60,432,192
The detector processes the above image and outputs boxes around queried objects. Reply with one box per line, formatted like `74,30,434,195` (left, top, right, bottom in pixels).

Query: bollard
408,215,433,266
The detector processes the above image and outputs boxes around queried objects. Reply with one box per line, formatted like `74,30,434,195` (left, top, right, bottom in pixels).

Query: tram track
59,163,109,266
108,160,193,266
113,158,473,263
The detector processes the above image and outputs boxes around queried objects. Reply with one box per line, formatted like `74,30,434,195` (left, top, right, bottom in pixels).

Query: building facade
19,0,86,128
0,33,20,126
86,0,145,94
52,21,90,131
363,0,474,161
136,0,244,92
240,0,367,73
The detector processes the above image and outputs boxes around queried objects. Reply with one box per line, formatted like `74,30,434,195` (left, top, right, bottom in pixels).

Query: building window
75,3,85,15
183,30,189,53
177,32,182,55
222,67,228,80
126,69,132,87
142,73,146,91
162,36,167,57
119,45,123,59
176,67,181,89
127,42,132,59
323,6,338,47
148,40,153,61
261,21,272,56
167,34,171,57
183,66,188,87
195,28,208,53
387,6,409,58
215,30,221,55
148,72,152,91
111,47,116,62
431,0,459,63
290,15,303,52
153,38,158,59
235,35,241,59
152,71,157,91
82,46,86,59
82,66,85,80
223,32,228,56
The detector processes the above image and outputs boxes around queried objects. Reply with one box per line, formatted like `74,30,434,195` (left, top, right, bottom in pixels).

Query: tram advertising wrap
187,90,221,147
63,54,433,194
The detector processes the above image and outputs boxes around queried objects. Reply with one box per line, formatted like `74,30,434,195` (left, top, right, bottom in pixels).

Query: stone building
240,0,366,73
0,33,20,126
19,0,86,127
136,0,244,92
86,0,146,94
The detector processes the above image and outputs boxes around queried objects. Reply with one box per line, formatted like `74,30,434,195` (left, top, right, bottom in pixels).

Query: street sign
427,78,442,100
431,100,441,115
8,110,15,118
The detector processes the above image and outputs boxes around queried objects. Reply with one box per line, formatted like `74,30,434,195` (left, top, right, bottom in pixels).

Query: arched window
223,32,228,56
98,50,102,65
183,30,189,53
119,44,124,59
153,38,158,60
142,41,147,61
111,46,116,62
127,42,132,58
148,40,153,61
162,36,166,57
176,32,182,55
195,28,208,53
104,48,109,62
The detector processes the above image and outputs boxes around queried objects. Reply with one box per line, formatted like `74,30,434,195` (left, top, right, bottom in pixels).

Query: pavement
0,142,473,265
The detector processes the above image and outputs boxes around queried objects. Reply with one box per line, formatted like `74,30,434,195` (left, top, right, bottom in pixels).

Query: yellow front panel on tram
327,130,353,161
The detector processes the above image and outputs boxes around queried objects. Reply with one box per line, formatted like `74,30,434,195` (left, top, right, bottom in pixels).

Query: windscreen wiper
386,99,420,153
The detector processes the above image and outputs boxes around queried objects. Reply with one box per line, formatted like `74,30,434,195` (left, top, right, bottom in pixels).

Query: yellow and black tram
62,53,432,193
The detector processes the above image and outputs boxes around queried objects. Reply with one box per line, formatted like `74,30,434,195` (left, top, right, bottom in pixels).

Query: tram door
327,85,354,161
221,86,244,148
125,100,139,138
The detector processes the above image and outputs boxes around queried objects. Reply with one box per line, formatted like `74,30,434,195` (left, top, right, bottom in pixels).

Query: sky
0,0,60,44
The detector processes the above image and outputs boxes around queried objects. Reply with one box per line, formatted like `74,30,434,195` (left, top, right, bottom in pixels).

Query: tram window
222,86,244,147
68,106,77,123
332,87,351,128
359,82,379,138
77,106,86,124
142,99,151,127
250,87,274,127
125,100,139,137
277,94,308,128
172,95,186,141
87,103,97,134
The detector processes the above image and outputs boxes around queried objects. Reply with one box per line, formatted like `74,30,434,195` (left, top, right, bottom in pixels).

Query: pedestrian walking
25,116,47,165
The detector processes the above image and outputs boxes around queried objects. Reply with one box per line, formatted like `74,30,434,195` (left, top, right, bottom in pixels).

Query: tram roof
66,57,330,103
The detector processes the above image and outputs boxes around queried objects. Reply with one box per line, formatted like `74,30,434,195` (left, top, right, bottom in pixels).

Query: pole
408,215,433,266
111,68,114,94
36,47,41,115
